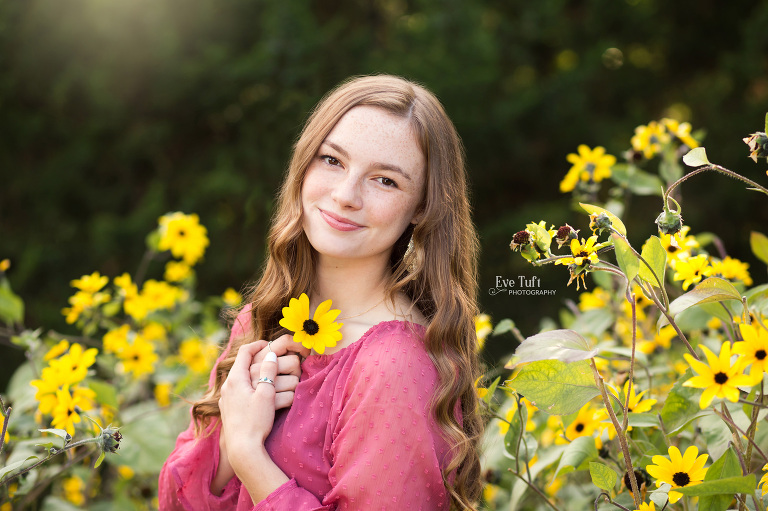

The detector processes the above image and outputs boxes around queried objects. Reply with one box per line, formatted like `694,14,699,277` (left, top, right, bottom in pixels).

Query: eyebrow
322,140,413,182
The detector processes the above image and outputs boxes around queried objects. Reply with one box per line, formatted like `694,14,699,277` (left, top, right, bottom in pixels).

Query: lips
319,209,363,231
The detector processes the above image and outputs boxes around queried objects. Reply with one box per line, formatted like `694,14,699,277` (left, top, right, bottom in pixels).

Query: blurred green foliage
2,0,768,380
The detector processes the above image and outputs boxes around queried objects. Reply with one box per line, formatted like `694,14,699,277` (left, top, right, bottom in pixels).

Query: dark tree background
2,0,768,384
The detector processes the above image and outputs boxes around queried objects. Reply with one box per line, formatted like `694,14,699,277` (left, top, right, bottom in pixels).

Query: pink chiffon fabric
158,311,451,510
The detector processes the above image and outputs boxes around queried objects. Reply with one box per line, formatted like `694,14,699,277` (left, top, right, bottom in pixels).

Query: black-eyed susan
555,236,601,289
683,342,755,408
645,445,708,503
610,380,657,414
734,322,768,376
279,293,342,355
634,501,656,511
661,118,699,149
710,256,753,286
560,144,616,193
671,254,713,291
558,402,602,444
118,336,158,379
759,463,768,496
157,212,210,266
631,121,670,159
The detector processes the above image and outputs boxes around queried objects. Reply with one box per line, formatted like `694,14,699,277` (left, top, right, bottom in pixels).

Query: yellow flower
222,287,243,307
645,445,708,503
559,403,602,443
118,465,135,480
70,271,109,294
759,463,768,496
578,287,611,311
51,386,96,436
118,336,158,379
140,279,183,311
556,236,600,267
114,273,138,298
157,212,209,266
610,380,657,414
61,289,111,324
179,337,219,374
164,260,193,282
635,501,656,511
44,340,70,361
47,343,98,387
154,382,173,407
660,225,698,264
710,256,752,286
560,144,616,192
474,314,492,350
638,325,677,355
62,475,86,506
279,293,343,355
671,254,712,290
103,324,131,355
683,342,756,408
498,398,536,436
631,121,670,159
734,323,768,376
661,118,699,149
0,259,10,272
1,414,8,444
142,322,167,343
475,376,489,400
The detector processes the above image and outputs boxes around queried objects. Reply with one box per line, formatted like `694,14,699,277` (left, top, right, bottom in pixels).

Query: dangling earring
404,235,419,274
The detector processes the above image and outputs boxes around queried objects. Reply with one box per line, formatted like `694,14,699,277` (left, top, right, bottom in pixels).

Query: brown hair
192,75,483,509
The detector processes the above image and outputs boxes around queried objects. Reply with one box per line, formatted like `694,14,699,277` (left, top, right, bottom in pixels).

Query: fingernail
264,352,277,363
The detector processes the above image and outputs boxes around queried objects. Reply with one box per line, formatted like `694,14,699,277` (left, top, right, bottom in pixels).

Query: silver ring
266,341,273,353
257,376,275,386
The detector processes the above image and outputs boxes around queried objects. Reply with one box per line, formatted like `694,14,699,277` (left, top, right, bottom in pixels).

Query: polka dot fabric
159,316,451,510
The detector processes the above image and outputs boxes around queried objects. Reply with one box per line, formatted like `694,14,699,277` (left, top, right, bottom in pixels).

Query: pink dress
158,314,452,510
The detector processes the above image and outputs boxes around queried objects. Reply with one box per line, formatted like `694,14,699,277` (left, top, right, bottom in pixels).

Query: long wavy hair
192,75,483,510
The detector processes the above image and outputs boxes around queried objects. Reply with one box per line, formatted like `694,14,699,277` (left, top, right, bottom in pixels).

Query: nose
330,172,363,210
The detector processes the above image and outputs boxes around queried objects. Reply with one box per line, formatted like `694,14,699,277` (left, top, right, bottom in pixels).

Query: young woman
159,75,483,510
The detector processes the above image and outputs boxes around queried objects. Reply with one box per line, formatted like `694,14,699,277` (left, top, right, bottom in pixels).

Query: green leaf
88,380,119,409
625,413,660,428
0,455,39,482
658,277,742,330
765,112,768,134
506,359,599,415
660,368,705,433
514,329,597,364
612,234,639,284
568,308,614,337
682,147,711,167
492,318,516,336
579,202,627,236
94,451,106,468
750,231,768,265
637,236,666,288
503,403,536,463
0,279,24,325
698,447,742,511
589,461,618,492
39,428,71,444
610,164,664,196
553,436,598,479
674,475,756,497
482,376,501,405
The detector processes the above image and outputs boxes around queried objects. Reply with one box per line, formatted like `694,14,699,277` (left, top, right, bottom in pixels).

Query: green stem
641,283,700,361
712,408,768,464
0,437,101,487
0,397,9,457
609,227,670,309
590,359,642,509
508,468,563,511
665,164,768,201
743,383,762,469
594,492,632,511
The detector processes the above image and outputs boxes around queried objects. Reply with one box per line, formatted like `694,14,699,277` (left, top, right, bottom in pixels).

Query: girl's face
301,105,426,266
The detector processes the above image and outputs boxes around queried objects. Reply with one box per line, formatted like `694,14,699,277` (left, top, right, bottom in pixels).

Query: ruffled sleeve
158,307,251,510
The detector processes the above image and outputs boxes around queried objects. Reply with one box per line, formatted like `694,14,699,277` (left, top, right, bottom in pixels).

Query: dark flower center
668,245,679,253
714,372,729,384
574,423,585,433
672,471,691,487
556,226,572,240
178,229,186,237
756,349,767,360
513,231,530,245
303,319,320,335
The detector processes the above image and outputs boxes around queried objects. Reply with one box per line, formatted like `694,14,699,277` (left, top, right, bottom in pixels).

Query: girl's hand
249,334,308,409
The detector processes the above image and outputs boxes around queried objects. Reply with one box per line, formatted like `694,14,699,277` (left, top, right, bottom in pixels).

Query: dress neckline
306,319,426,361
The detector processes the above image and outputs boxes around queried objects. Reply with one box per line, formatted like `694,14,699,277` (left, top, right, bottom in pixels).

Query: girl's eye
375,177,398,188
320,155,341,167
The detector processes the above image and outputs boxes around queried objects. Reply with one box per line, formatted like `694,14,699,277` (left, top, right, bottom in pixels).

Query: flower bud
743,132,768,162
589,212,612,235
509,230,531,252
98,426,122,454
554,224,579,249
655,209,683,236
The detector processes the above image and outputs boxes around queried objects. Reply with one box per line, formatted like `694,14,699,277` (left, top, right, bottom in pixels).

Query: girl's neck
310,255,390,316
